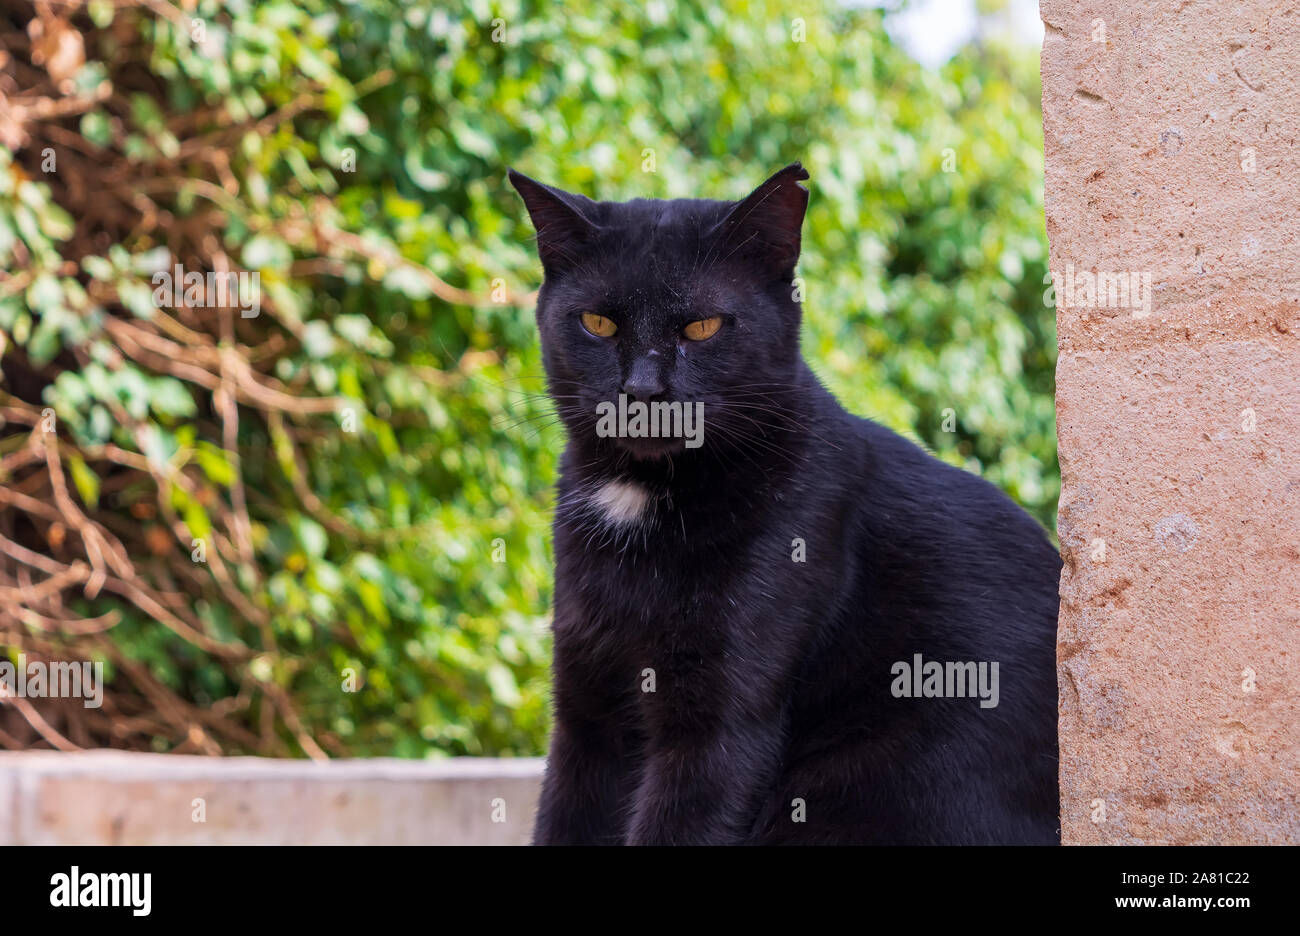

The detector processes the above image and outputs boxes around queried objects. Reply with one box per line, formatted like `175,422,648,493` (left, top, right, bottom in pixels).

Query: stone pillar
1043,1,1299,844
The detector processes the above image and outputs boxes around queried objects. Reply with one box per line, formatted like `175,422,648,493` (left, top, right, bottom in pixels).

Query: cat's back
841,412,1059,584
812,410,1061,667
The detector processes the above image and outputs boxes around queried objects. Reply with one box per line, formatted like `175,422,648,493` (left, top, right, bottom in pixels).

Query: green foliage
0,0,1053,757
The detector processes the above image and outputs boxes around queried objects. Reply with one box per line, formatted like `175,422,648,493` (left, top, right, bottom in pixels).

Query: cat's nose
621,357,665,402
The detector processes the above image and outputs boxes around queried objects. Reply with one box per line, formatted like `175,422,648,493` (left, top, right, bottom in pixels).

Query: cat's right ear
507,170,598,274
709,163,810,279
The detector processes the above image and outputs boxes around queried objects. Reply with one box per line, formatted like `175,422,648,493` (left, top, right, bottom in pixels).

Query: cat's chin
615,437,689,461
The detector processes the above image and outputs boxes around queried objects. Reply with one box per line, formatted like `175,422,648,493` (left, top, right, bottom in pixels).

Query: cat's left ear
711,162,810,278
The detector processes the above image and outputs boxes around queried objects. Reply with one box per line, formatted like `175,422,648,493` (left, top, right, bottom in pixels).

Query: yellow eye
580,313,618,337
683,317,722,341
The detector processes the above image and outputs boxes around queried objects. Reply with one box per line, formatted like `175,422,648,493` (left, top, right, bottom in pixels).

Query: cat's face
510,164,810,461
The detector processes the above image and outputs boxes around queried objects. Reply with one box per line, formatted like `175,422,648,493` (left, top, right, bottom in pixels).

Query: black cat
509,163,1060,845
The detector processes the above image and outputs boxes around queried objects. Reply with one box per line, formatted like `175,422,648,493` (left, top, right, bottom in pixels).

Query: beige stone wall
0,751,542,845
1043,1,1300,843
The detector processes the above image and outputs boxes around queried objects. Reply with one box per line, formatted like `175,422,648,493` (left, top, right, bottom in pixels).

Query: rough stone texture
1043,1,1300,843
0,751,543,845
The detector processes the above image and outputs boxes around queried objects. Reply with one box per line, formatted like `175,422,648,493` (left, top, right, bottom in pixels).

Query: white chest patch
591,479,651,526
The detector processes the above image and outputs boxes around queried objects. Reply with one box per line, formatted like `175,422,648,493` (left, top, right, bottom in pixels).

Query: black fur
510,164,1060,845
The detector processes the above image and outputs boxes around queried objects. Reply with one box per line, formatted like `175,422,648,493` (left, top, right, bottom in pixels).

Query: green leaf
193,442,236,487
26,274,63,312
381,266,432,300
148,377,197,418
486,663,522,708
242,235,292,270
184,499,211,541
81,111,113,148
67,454,100,510
295,516,328,559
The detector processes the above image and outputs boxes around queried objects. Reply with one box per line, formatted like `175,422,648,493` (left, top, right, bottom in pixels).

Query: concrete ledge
0,751,544,845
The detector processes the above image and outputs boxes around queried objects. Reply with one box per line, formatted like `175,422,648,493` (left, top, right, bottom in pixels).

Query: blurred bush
0,0,1054,757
